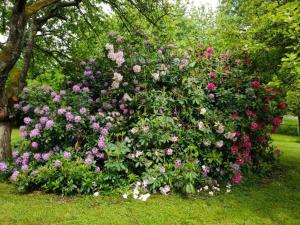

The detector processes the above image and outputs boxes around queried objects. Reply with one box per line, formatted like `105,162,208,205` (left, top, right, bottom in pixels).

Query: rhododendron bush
0,32,286,195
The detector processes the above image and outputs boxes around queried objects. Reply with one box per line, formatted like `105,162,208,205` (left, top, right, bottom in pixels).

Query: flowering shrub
1,31,286,196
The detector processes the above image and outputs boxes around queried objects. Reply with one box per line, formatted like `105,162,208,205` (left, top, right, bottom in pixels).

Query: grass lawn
0,132,299,225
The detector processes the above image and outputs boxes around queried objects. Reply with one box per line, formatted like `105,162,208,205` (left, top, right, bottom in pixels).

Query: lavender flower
55,160,62,169
92,123,100,131
174,159,182,167
84,70,93,76
0,162,7,172
79,108,87,115
159,167,166,173
57,108,66,115
22,104,31,113
20,125,27,132
84,157,93,165
82,87,90,93
45,120,54,129
12,151,19,158
95,167,101,173
21,164,29,171
42,153,50,161
35,123,42,130
31,142,38,149
30,128,40,138
74,116,81,123
39,116,48,124
63,151,71,160
165,148,173,156
98,137,106,149
24,117,32,124
202,165,210,177
66,123,73,130
10,171,20,181
65,112,74,121
34,153,42,161
72,85,81,93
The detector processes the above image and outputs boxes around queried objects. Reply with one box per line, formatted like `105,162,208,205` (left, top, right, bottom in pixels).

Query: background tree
286,90,300,135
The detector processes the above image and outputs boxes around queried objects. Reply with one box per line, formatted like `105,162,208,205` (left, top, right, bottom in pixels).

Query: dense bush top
0,32,286,196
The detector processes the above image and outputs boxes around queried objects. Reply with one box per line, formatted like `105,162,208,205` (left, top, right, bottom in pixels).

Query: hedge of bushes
0,32,286,197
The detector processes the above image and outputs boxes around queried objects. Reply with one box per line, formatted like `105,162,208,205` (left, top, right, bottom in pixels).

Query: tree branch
25,0,60,18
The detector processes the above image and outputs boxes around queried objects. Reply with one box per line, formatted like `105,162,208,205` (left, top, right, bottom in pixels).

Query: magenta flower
251,80,260,88
231,146,238,154
207,82,215,91
251,122,259,131
207,47,214,53
232,172,242,184
243,134,250,142
210,71,216,78
279,101,287,109
272,117,282,127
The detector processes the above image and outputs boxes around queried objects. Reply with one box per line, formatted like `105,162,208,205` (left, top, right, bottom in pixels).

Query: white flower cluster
106,43,125,67
122,181,151,201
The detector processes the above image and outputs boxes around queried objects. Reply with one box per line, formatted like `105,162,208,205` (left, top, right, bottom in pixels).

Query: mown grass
277,115,299,136
0,132,299,225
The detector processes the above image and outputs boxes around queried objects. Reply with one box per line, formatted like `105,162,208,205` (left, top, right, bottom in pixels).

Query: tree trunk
0,96,11,161
0,122,11,161
298,114,300,136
